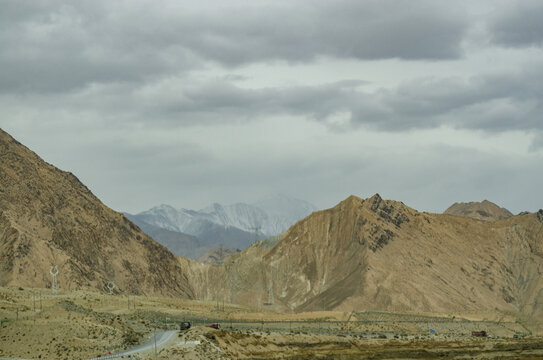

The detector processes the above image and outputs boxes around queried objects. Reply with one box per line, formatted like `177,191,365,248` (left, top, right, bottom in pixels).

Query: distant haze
1,0,543,214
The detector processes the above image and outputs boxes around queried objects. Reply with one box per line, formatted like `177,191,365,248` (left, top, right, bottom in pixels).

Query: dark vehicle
180,321,191,330
472,331,487,337
210,323,220,329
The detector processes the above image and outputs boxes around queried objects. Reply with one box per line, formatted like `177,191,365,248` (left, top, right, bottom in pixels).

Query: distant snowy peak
137,204,194,233
200,202,270,233
136,195,318,238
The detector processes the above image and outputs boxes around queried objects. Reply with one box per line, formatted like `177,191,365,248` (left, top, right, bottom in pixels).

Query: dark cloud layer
0,0,467,93
129,70,543,138
4,66,542,147
1,0,543,214
351,69,543,135
490,1,543,47
1,0,541,137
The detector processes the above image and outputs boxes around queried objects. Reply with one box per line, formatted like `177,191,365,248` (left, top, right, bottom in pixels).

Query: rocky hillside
0,128,193,297
444,200,513,221
191,195,543,319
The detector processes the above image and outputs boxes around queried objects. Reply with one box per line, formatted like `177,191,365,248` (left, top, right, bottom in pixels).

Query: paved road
89,330,179,359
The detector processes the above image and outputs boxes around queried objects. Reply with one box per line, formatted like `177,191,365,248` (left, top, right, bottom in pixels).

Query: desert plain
1,286,542,359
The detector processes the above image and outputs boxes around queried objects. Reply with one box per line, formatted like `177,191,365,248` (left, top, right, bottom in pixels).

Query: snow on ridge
137,194,318,237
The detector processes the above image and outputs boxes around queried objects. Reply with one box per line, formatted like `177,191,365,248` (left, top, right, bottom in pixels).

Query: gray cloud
0,0,468,93
175,0,467,63
489,1,543,48
2,0,543,216
3,65,543,143
135,69,543,140
350,69,543,135
12,122,541,215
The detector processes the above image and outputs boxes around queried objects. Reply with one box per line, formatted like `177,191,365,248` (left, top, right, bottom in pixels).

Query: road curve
89,330,179,359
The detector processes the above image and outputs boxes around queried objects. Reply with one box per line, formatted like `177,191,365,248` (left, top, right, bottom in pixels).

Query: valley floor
0,286,541,359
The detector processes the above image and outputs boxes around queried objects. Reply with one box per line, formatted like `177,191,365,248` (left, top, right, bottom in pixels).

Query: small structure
472,330,487,337
107,281,116,294
50,265,59,295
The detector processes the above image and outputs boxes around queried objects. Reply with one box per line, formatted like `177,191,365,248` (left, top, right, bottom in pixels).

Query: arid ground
1,286,542,359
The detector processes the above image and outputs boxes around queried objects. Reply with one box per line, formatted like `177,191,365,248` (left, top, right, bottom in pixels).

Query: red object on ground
210,323,220,329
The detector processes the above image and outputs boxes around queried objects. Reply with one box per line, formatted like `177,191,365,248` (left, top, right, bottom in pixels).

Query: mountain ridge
135,194,317,237
188,193,543,318
127,194,317,258
0,128,193,297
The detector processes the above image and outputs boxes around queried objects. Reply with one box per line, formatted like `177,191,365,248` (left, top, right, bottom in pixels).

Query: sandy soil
1,286,541,359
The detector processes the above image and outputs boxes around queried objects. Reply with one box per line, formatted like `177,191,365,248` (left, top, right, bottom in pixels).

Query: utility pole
154,328,157,359
250,226,262,243
107,281,115,295
50,266,59,295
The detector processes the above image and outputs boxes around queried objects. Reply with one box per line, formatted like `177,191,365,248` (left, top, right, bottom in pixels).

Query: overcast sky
2,0,543,214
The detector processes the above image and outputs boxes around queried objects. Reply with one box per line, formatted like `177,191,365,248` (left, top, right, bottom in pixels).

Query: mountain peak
444,200,512,221
156,204,178,211
365,193,383,209
339,194,363,204
196,193,543,317
135,195,318,250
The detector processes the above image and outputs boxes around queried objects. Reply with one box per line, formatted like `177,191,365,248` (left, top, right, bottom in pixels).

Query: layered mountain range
187,195,543,318
0,129,193,297
1,128,542,321
126,195,317,259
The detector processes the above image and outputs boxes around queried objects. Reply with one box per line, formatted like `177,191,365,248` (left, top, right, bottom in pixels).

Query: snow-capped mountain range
126,194,317,259
134,194,317,238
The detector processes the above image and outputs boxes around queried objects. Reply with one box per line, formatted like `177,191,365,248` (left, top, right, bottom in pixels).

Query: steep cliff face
190,194,543,319
0,128,193,297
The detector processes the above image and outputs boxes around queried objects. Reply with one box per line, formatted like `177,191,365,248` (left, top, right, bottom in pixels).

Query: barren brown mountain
0,128,193,297
2,127,542,325
191,194,543,319
444,200,513,221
